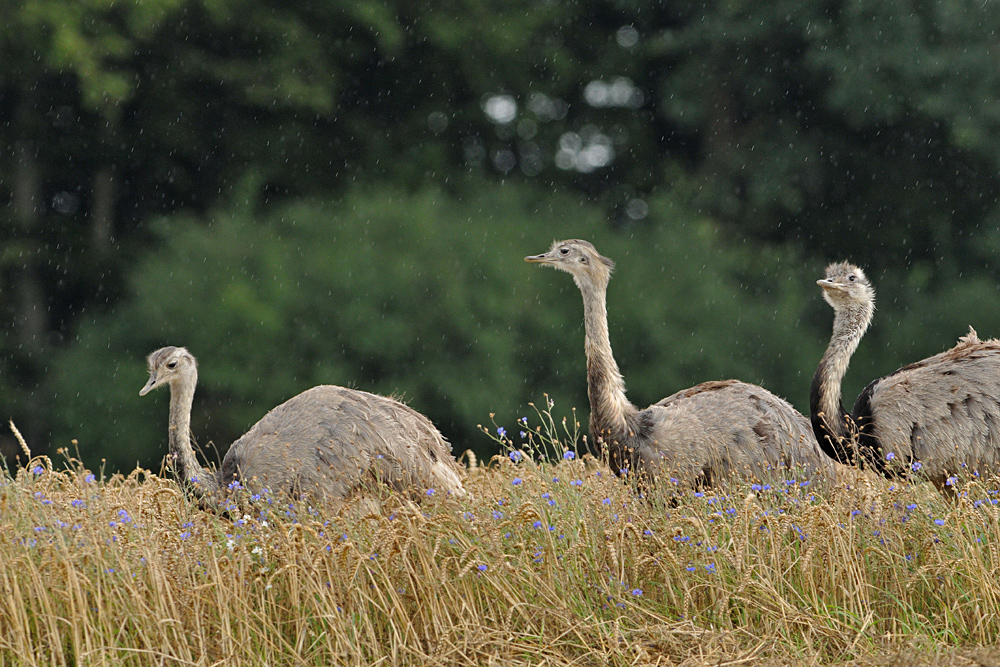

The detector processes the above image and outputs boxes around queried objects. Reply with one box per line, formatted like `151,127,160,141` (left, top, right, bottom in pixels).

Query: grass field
2,405,1000,666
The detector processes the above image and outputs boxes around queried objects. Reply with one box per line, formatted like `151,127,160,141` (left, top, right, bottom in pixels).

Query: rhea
139,346,465,503
811,262,1000,489
525,240,833,487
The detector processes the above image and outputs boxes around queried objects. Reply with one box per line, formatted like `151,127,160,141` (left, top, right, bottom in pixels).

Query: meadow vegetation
3,404,1000,666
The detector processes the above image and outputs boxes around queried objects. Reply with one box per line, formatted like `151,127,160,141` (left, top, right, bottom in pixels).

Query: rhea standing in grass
811,262,1000,490
139,346,465,503
526,239,834,487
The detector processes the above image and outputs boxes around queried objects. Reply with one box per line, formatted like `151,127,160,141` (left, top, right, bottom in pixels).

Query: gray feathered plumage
139,346,465,502
526,240,834,487
811,261,1000,488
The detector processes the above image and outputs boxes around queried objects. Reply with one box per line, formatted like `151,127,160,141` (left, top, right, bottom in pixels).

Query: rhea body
526,240,834,486
139,346,465,502
810,262,1000,487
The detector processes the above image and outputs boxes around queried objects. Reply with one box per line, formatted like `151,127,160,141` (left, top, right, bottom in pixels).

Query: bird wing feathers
642,380,834,486
220,386,464,500
863,331,1000,482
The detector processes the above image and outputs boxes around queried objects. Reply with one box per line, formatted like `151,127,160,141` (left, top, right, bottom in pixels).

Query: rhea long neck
810,298,873,459
577,275,638,443
167,369,218,495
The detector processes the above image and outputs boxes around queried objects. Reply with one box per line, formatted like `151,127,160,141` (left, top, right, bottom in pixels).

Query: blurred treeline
4,0,1000,473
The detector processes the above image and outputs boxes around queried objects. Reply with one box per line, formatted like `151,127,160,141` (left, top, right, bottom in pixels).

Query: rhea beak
525,252,552,264
139,373,159,396
816,278,844,291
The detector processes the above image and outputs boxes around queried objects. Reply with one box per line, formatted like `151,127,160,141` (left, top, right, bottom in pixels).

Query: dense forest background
4,0,1000,474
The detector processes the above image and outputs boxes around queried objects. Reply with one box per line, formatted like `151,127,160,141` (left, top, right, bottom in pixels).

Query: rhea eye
579,256,588,263
167,361,177,369
559,247,570,255
848,275,856,282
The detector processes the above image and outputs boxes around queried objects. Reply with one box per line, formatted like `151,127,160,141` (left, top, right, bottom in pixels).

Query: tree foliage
5,0,1000,467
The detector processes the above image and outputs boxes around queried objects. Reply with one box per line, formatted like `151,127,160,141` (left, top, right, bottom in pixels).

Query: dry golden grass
3,409,1000,666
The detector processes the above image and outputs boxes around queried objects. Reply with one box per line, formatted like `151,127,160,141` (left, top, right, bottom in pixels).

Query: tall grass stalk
3,408,1000,665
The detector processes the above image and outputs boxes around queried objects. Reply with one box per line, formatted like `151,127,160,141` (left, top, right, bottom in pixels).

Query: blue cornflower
563,451,576,460
541,492,550,499
118,510,131,523
509,450,522,463
512,478,523,486
570,479,583,487
84,473,96,484
934,518,945,526
520,431,526,438
228,480,242,491
497,427,507,438
426,488,435,496
519,417,527,424
71,499,85,508
602,498,612,505
533,520,543,529
685,565,696,572
911,461,922,472
644,529,653,536
32,465,44,475
886,452,896,461
946,476,957,487
906,503,918,511
477,564,488,572
631,589,643,596
492,511,503,520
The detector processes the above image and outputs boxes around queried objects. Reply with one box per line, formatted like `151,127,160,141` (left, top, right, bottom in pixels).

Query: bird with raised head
525,239,834,488
811,261,1000,489
139,346,465,503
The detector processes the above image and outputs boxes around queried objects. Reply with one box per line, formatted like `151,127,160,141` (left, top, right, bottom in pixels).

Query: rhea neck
575,273,639,444
167,369,217,494
810,295,873,463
